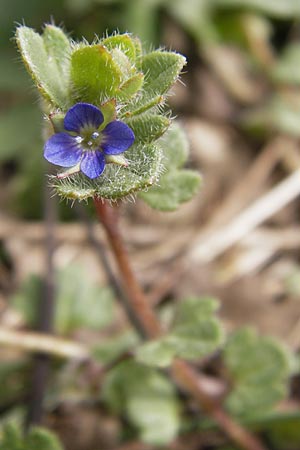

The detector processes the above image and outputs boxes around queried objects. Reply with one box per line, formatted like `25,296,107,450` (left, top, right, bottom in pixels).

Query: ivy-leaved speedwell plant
16,25,200,209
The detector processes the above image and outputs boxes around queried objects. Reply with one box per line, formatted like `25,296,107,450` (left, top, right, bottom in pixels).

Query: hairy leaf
139,123,201,211
70,45,123,104
103,361,180,445
224,328,292,417
136,297,224,367
16,26,71,109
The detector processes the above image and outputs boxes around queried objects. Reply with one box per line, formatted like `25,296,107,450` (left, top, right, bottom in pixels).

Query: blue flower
44,103,135,179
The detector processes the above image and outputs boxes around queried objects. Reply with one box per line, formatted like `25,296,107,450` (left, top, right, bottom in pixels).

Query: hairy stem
93,198,267,450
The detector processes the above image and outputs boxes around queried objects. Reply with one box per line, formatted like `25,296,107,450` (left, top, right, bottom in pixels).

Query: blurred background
2,0,300,449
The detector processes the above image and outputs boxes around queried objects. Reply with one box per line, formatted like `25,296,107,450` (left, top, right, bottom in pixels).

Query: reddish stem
94,198,161,338
94,198,267,450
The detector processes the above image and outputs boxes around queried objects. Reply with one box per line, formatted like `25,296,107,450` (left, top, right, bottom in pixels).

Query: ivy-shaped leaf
139,123,201,211
224,328,293,417
102,360,180,445
136,297,224,368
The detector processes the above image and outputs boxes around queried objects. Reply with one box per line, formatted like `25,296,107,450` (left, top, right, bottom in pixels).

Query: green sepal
139,123,201,211
16,26,71,109
70,45,123,104
105,154,128,166
56,163,81,179
136,297,224,368
99,99,117,129
53,142,162,201
49,112,65,133
126,114,171,143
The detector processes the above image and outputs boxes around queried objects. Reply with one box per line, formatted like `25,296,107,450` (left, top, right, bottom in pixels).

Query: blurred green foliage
12,265,114,335
0,423,63,450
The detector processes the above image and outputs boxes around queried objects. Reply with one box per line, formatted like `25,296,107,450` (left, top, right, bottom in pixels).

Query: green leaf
159,121,189,169
224,328,292,417
139,123,201,211
92,330,139,365
139,169,201,211
103,361,180,445
70,45,123,104
42,25,71,80
53,142,163,201
136,297,224,367
141,50,186,97
101,34,139,63
126,51,186,115
116,73,144,100
135,339,175,368
126,114,170,144
16,26,71,109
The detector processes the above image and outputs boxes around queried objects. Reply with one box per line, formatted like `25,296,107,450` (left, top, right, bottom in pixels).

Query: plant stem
94,199,161,338
93,198,267,450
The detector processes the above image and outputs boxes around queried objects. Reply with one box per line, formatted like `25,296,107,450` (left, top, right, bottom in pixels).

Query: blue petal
44,133,82,167
101,121,135,155
64,103,104,133
80,151,106,179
